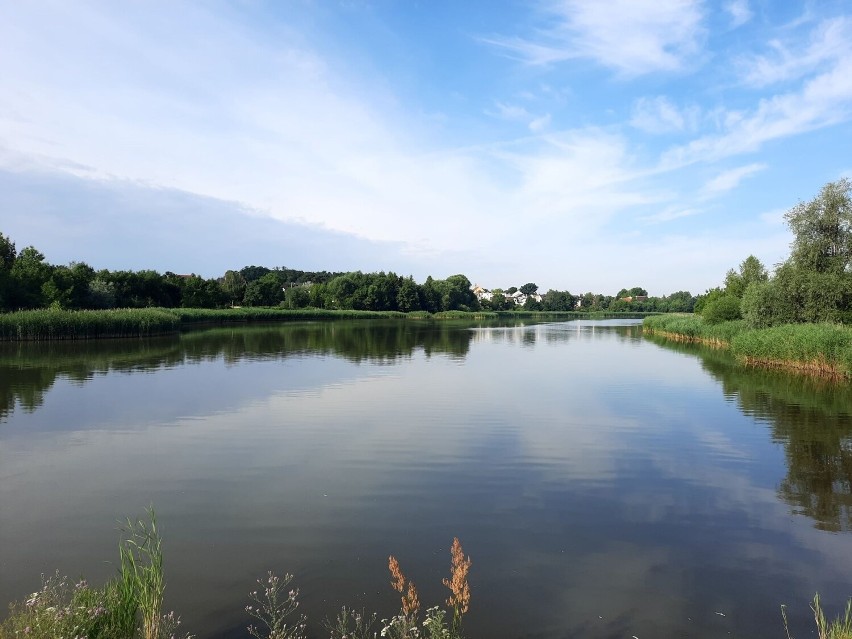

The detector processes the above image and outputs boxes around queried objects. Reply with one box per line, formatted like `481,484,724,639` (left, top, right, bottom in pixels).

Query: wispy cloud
701,163,766,195
529,113,552,132
488,101,531,120
662,52,852,166
482,0,707,76
630,96,699,133
737,16,852,87
640,207,701,224
724,0,753,29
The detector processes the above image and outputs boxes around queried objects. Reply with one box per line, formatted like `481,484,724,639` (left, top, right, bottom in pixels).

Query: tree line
0,232,696,314
696,178,852,328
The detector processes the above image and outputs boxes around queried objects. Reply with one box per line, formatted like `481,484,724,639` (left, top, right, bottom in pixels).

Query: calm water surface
2,319,852,638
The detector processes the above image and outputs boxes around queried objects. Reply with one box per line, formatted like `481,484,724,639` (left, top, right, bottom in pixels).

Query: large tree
724,255,768,298
741,180,852,327
785,178,852,273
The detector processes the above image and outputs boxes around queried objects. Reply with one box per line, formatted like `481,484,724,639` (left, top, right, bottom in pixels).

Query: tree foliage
724,255,768,298
736,180,852,328
785,178,852,273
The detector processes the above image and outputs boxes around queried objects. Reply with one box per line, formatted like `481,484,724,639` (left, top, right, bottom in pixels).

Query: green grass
0,509,173,639
643,314,852,377
733,323,852,376
0,307,658,341
0,308,180,341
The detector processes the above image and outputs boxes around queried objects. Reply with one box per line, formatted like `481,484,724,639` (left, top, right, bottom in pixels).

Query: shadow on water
645,333,852,532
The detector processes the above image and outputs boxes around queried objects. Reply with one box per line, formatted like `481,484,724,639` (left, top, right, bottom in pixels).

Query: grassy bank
643,314,852,378
0,308,180,341
0,307,656,341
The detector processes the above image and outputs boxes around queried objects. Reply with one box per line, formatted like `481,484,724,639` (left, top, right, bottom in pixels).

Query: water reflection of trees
647,335,852,532
0,321,484,421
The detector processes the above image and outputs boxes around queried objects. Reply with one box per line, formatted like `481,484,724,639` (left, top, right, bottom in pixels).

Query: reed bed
170,307,408,324
643,314,852,378
732,324,852,377
0,307,656,341
0,308,180,341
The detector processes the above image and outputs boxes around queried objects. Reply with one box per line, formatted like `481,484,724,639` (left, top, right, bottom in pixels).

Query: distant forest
0,232,695,314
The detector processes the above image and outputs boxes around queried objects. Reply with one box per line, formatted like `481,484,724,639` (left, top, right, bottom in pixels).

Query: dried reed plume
388,555,420,616
443,537,472,620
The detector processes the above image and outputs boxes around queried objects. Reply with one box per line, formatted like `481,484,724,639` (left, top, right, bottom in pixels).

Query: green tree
42,261,95,309
0,233,16,310
222,270,247,306
664,291,695,313
243,272,284,306
87,277,117,309
702,294,742,324
541,289,575,311
181,275,226,308
396,277,421,312
785,178,852,273
725,255,768,298
442,274,478,311
0,232,15,271
10,246,51,309
519,282,538,296
284,286,311,309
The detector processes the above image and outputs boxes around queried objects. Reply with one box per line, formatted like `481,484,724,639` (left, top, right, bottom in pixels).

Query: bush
701,294,742,324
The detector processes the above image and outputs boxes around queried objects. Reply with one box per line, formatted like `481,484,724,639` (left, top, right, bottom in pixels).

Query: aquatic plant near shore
380,540,471,639
784,594,852,639
643,314,852,378
0,509,188,639
443,538,472,634
245,573,306,639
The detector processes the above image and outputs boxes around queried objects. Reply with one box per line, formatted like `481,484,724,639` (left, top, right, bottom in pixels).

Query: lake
2,318,851,638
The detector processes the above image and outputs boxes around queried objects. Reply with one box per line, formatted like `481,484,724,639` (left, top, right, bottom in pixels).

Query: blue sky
2,0,851,295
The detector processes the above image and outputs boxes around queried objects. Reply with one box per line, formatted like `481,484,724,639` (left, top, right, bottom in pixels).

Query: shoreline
0,307,655,342
643,315,852,380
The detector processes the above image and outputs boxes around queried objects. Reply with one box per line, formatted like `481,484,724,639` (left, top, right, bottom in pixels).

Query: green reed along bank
643,314,852,378
0,307,657,341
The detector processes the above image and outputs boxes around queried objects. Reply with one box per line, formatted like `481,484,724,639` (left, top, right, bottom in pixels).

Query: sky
1,0,851,295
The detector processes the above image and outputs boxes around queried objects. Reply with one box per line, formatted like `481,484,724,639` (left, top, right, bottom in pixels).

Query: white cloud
483,0,706,76
501,130,665,235
662,51,852,166
701,163,766,195
640,207,702,224
489,101,531,120
738,16,852,87
528,113,552,132
630,96,699,134
724,0,753,29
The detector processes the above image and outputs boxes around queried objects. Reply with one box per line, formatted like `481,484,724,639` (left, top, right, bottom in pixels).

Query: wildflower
442,538,472,617
388,556,405,593
388,555,419,617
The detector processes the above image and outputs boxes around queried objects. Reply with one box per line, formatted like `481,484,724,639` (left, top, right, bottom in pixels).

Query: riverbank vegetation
0,229,694,319
643,314,852,377
0,306,656,341
646,179,852,378
2,510,849,639
1,511,474,639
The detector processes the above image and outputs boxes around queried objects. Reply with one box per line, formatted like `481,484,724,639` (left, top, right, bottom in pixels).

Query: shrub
701,294,742,324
